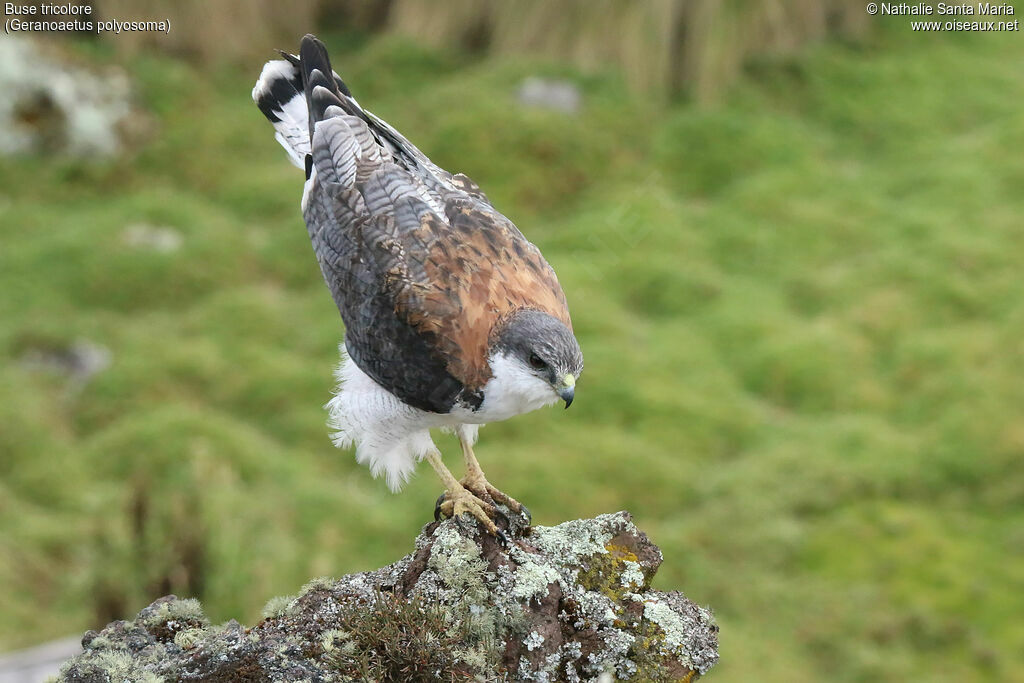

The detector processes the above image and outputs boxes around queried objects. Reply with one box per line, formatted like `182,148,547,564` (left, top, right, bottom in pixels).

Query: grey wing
293,33,496,412
360,110,494,207
301,104,478,413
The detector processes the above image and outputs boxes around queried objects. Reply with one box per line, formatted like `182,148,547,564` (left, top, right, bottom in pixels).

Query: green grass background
2,25,1023,682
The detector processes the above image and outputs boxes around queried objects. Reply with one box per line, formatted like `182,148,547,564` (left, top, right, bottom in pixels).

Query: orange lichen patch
577,542,646,600
606,543,640,564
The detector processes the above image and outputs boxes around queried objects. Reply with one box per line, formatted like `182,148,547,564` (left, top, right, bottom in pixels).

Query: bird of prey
253,35,582,540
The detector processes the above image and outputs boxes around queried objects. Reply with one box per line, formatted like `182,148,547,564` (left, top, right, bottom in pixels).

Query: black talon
434,493,447,521
519,504,532,526
452,513,472,534
496,529,511,548
493,507,510,529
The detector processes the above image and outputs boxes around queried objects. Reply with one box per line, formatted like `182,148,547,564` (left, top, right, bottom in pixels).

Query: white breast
326,347,444,492
326,348,558,491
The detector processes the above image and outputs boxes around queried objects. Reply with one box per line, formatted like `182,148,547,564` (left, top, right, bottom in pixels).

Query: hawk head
489,309,584,412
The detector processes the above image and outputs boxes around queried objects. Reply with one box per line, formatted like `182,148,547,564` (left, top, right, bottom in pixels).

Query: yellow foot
425,448,525,544
434,481,504,540
459,471,531,525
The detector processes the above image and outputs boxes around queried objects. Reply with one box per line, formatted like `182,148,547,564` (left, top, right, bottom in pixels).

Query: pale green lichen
173,627,206,650
320,628,351,652
299,576,335,595
511,555,561,603
524,630,545,651
620,559,646,591
140,598,207,626
261,593,298,619
134,597,209,646
95,650,135,677
530,516,617,563
453,643,493,673
84,635,118,651
58,650,135,681
427,524,490,603
643,598,693,657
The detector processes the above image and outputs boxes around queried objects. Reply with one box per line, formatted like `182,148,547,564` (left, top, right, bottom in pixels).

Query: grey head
492,309,584,408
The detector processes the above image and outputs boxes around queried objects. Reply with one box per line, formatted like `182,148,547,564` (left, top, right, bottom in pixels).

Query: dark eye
528,353,548,370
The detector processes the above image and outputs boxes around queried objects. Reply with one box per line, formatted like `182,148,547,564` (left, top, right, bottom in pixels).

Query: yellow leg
425,450,500,537
459,437,490,497
458,436,529,521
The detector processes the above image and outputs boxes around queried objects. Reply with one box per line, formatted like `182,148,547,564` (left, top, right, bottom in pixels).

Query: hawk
253,35,583,541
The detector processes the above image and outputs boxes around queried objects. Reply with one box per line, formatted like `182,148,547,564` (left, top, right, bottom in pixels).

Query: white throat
458,351,559,424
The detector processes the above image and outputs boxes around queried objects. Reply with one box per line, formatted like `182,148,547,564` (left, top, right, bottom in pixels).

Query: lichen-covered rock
57,511,718,682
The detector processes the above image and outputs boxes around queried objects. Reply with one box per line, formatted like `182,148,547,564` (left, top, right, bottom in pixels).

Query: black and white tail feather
251,34,473,204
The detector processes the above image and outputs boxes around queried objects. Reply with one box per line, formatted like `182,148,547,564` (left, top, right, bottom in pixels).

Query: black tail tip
300,33,326,56
299,34,332,74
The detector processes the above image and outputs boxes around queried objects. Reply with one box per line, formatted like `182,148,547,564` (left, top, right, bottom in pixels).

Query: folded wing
254,35,570,413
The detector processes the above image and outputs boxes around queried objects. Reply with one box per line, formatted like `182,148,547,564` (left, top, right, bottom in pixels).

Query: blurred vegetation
386,0,868,101
93,0,322,62
2,12,1024,683
88,0,866,101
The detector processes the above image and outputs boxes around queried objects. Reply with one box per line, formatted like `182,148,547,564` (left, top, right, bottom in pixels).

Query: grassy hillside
2,27,1023,682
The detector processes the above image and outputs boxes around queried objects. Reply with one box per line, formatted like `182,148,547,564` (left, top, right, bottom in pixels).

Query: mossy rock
57,511,718,682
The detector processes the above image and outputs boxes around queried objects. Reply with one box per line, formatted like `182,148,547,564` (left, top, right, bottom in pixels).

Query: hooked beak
558,374,576,409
